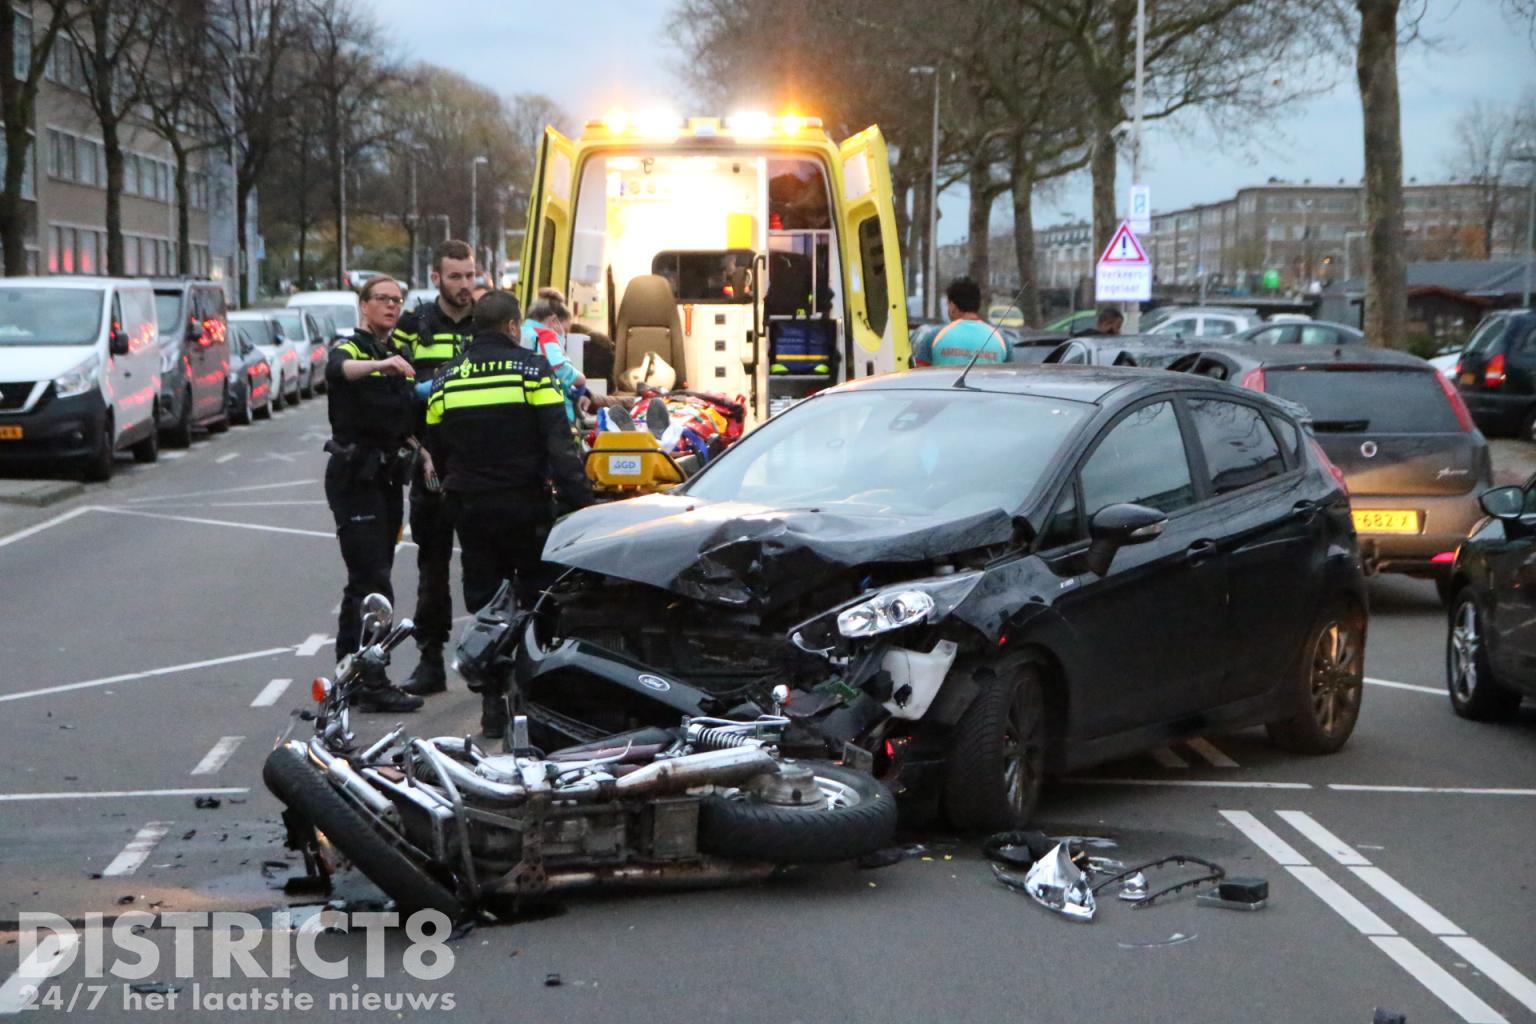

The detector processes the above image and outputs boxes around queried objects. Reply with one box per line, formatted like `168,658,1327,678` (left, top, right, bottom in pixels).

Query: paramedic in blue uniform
911,276,1012,367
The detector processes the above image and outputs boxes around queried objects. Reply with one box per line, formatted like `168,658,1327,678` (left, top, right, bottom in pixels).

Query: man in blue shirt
912,277,1012,367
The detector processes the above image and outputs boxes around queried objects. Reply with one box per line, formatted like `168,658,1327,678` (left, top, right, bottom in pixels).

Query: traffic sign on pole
1129,184,1150,234
1096,221,1152,302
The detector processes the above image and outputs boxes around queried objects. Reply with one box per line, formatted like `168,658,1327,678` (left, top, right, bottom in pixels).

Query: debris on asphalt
856,847,906,870
180,829,196,841
128,982,181,996
993,843,1096,922
1092,856,1226,910
282,876,328,897
1197,876,1270,912
1372,1009,1407,1024
1116,932,1197,949
116,895,136,905
544,973,562,987
982,830,1056,869
1118,871,1149,902
193,796,221,809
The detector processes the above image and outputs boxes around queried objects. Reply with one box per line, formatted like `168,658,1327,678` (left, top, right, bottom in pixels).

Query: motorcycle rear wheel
698,761,896,864
262,743,464,920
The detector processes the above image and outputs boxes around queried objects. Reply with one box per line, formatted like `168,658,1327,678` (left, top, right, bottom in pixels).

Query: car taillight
1454,358,1463,377
1241,368,1266,391
1309,437,1349,496
1485,352,1506,388
1435,370,1475,432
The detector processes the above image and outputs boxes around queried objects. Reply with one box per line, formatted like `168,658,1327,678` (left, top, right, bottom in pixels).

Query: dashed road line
190,736,244,775
1287,865,1396,935
126,478,317,503
102,821,173,877
1219,810,1309,865
0,787,248,802
1185,737,1239,768
96,506,332,538
251,678,293,707
0,933,79,1014
159,450,188,460
0,646,294,703
1328,784,1536,796
1368,938,1506,1024
1276,809,1371,866
294,634,330,657
0,506,98,551
1149,746,1189,769
215,452,240,464
1067,778,1311,790
1366,676,1443,696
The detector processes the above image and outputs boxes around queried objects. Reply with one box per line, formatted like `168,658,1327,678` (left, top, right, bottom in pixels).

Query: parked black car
1169,344,1490,596
510,366,1367,829
226,327,272,425
151,279,231,446
1450,309,1536,440
1045,334,1196,368
1444,477,1536,720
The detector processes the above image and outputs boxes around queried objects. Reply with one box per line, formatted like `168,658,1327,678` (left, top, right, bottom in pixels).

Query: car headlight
53,355,101,399
837,590,936,638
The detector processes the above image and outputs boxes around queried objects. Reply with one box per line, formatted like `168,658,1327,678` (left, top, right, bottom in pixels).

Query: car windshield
153,292,184,335
683,389,1089,517
1461,316,1509,355
0,288,104,345
231,319,274,346
305,304,356,330
272,311,306,339
1265,368,1459,433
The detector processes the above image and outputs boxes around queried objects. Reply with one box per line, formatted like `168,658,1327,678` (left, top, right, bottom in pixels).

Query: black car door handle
1185,540,1219,562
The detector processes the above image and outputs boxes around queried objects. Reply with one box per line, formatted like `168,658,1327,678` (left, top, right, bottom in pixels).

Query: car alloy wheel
1309,620,1362,738
1448,598,1480,703
1002,690,1043,818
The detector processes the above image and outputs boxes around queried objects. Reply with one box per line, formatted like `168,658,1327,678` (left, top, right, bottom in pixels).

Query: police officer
394,240,478,697
323,275,423,713
425,290,596,737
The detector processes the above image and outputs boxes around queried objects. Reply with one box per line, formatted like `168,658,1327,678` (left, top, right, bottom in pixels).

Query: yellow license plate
0,424,21,440
1352,509,1420,534
1459,373,1476,386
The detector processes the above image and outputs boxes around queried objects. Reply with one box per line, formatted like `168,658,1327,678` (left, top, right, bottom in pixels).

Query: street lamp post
409,143,428,287
470,155,489,270
1344,228,1367,284
1124,0,1146,332
909,66,940,319
1514,147,1536,308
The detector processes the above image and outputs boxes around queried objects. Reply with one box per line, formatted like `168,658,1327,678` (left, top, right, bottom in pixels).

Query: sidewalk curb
0,479,85,508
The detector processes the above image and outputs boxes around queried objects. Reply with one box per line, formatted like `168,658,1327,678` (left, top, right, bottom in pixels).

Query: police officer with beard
323,275,423,712
394,240,477,697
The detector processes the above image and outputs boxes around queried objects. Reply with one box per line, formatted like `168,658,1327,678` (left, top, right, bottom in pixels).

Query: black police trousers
408,481,454,649
447,489,553,619
325,455,404,660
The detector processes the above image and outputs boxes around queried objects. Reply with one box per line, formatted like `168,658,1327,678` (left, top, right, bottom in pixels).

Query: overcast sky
370,0,1534,241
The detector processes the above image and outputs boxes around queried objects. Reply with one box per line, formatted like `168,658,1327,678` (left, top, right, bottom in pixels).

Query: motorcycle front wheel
698,761,897,864
262,743,464,920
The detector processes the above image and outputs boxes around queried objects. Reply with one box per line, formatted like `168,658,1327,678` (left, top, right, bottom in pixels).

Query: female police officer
323,275,424,712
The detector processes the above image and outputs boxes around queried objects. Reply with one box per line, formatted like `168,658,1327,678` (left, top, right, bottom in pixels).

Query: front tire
130,418,159,463
698,762,896,863
1447,588,1521,720
81,414,114,482
262,743,463,919
944,660,1046,831
1266,606,1365,754
165,387,194,448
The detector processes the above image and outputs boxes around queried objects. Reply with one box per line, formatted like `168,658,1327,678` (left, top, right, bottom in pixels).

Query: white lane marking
1442,937,1536,1016
1351,866,1465,937
190,736,244,775
0,506,98,551
125,478,318,503
1370,937,1508,1024
1329,785,1536,796
200,500,326,507
1067,778,1311,790
295,634,329,657
1277,810,1372,866
0,933,80,1014
1150,746,1189,768
1366,676,1443,696
95,505,332,538
0,787,248,802
0,646,294,704
102,821,173,877
251,678,293,707
1220,809,1310,865
160,450,188,460
1186,737,1239,768
215,452,240,464
1287,866,1396,936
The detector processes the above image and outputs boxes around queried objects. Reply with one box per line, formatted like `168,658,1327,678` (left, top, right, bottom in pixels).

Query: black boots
352,661,425,713
480,692,508,740
401,643,448,696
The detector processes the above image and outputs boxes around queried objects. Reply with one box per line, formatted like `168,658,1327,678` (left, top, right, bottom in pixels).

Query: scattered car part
991,842,1096,922
1092,855,1226,909
1197,876,1270,911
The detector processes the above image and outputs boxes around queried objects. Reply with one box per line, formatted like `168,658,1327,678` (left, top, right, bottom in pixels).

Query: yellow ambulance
518,112,908,427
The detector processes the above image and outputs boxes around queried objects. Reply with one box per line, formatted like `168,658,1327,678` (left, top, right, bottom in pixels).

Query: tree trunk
0,121,32,275
1481,187,1497,260
173,145,191,276
1356,0,1407,348
893,179,912,296
1089,107,1119,258
966,159,993,293
1011,170,1041,327
103,121,125,275
236,174,252,305
911,179,930,314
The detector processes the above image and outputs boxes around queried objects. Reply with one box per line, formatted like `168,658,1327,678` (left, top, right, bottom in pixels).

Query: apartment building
3,4,237,287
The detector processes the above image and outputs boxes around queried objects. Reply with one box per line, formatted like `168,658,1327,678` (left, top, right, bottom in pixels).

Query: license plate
1352,509,1420,534
0,424,21,440
1459,373,1476,386
607,454,643,476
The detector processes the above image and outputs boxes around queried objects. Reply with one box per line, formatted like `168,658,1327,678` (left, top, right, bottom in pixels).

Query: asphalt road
0,400,1533,1023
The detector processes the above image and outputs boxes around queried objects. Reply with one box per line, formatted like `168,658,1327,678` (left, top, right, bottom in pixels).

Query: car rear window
1265,368,1459,433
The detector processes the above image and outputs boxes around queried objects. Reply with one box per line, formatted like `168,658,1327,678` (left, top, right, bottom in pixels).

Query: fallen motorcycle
264,594,897,920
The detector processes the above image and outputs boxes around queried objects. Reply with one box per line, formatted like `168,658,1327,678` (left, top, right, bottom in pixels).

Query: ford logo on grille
1360,441,1379,458
638,674,672,692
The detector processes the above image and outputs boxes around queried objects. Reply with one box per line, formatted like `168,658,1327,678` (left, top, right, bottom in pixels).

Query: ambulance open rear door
835,126,908,379
519,127,577,311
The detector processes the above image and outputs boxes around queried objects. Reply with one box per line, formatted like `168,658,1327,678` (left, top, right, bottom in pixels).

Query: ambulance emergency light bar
583,111,824,139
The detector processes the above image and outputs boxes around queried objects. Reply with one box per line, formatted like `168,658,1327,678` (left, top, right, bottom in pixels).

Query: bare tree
1446,100,1518,259
1354,0,1407,346
0,3,72,275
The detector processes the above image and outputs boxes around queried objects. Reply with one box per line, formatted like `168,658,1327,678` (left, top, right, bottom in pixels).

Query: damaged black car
507,366,1367,830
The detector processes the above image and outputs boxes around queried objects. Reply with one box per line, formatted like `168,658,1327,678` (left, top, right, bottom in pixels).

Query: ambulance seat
614,275,688,391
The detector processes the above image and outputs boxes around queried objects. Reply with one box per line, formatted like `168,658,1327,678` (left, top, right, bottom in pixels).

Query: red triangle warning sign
1098,221,1149,266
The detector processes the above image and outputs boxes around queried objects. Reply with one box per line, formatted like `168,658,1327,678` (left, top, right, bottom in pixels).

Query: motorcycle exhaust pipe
307,742,400,825
612,747,777,796
412,741,529,806
535,860,778,892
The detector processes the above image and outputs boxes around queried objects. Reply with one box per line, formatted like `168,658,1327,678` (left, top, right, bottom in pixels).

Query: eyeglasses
368,294,404,306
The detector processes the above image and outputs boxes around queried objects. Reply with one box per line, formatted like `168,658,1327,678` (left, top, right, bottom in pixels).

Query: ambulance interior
566,153,844,424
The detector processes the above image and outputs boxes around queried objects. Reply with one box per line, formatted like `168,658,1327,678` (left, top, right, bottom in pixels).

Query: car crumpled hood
544,494,1017,611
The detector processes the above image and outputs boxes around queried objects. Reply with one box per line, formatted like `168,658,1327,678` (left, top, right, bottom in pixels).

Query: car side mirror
109,328,130,356
1480,485,1526,521
186,317,202,344
1085,503,1167,576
